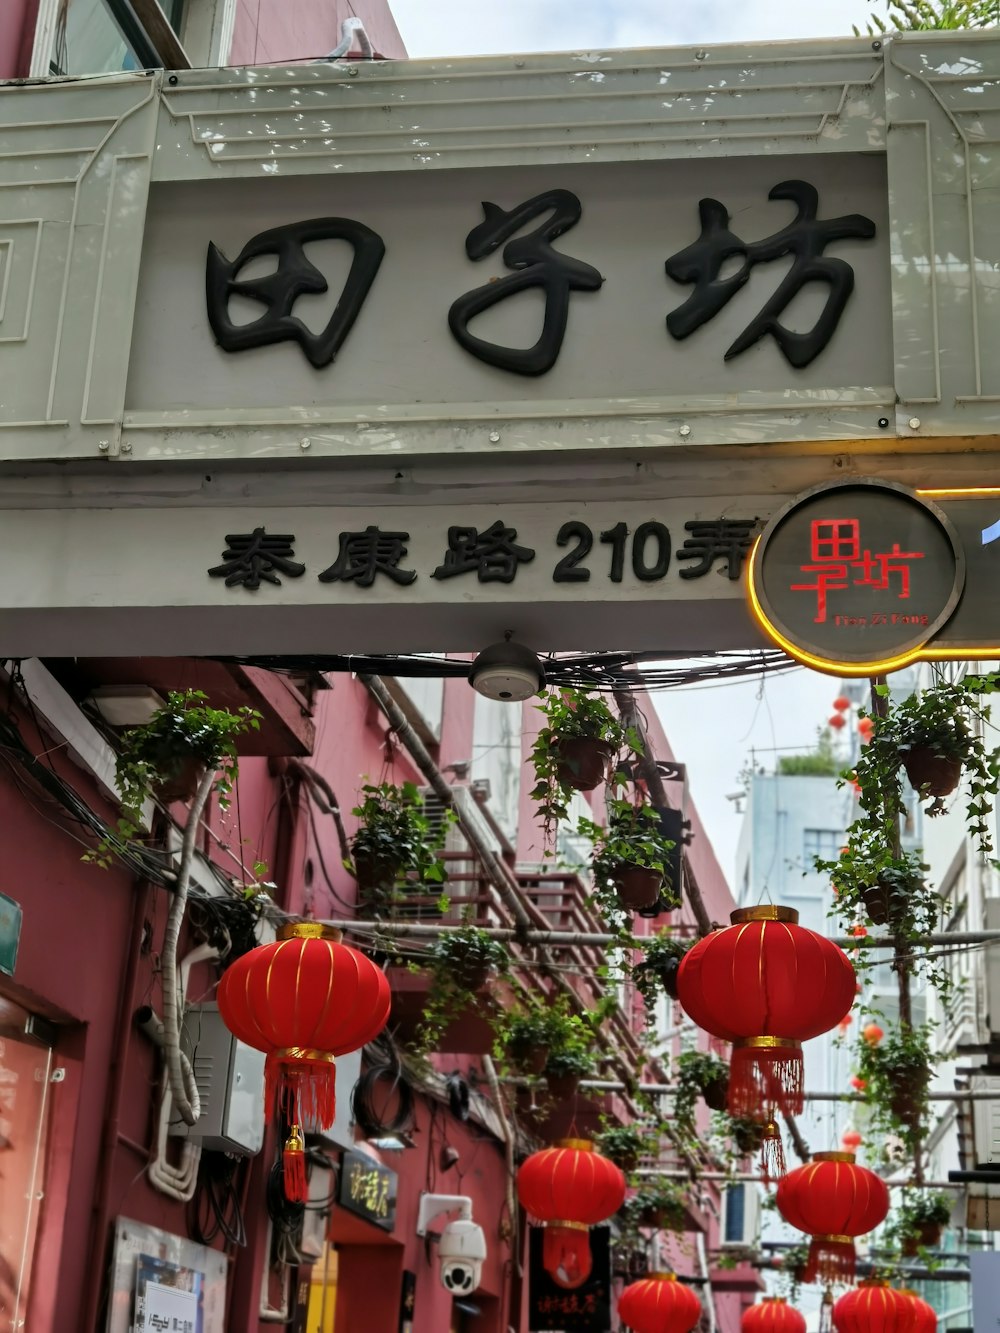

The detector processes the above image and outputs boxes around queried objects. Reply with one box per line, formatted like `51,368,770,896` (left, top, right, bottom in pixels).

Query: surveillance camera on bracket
416,1193,487,1295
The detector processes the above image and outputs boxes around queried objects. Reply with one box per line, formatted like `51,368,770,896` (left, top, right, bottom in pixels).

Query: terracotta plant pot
452,960,491,993
153,756,207,804
902,747,962,798
862,882,892,926
510,1040,550,1077
554,737,614,791
889,1076,929,1124
545,1071,582,1101
702,1072,730,1113
902,1220,943,1257
611,864,663,911
352,849,403,897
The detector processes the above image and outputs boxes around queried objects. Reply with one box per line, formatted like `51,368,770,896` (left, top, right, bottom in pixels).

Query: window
803,828,841,866
49,0,185,75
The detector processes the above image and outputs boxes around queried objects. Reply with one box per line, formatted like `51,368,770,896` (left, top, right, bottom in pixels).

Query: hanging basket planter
702,1070,730,1113
509,1037,551,1077
352,849,403,897
153,756,208,804
554,736,615,791
546,1070,583,1101
888,1071,929,1124
902,1220,943,1257
901,747,962,798
611,863,663,911
861,882,892,926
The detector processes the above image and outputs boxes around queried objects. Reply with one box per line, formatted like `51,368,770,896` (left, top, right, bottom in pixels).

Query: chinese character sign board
337,1151,397,1231
528,1227,611,1331
749,481,964,673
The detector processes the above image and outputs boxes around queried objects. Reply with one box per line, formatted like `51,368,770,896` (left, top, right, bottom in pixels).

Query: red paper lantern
833,697,851,712
742,1297,807,1333
832,1280,916,1332
899,1289,937,1332
218,923,390,1200
776,1152,889,1283
850,1076,867,1091
829,714,847,730
842,1129,863,1151
858,716,875,734
862,1023,884,1046
517,1140,625,1289
618,1273,701,1333
676,906,856,1120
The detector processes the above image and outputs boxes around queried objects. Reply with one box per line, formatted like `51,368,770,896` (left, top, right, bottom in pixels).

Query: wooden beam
130,0,192,69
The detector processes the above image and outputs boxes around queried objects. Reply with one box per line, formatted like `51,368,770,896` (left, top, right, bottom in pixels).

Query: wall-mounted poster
134,1253,203,1333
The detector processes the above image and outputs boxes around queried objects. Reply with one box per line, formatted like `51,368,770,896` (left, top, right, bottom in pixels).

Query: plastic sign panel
748,480,1000,675
528,1227,611,1332
337,1150,397,1231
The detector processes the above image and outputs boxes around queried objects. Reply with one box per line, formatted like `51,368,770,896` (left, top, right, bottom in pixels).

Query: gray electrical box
172,1003,266,1155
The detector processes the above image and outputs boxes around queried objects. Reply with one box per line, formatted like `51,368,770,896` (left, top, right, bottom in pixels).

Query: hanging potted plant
632,931,693,1010
530,689,637,835
674,1050,730,1134
896,1191,952,1256
729,1115,765,1156
542,1009,598,1100
855,678,1000,843
350,781,451,903
580,797,679,914
620,1179,688,1232
857,1022,934,1132
427,925,508,992
493,996,572,1076
87,689,260,866
596,1124,652,1174
818,834,930,930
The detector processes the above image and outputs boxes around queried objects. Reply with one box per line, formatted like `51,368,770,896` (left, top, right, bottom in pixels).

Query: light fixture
468,639,544,702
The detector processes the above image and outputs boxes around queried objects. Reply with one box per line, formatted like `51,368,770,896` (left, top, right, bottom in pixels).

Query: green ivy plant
854,678,1000,848
817,827,932,934
618,1179,689,1235
578,796,678,925
529,689,639,838
412,925,509,1055
673,1050,730,1138
856,0,1000,34
596,1123,654,1172
776,1242,810,1304
631,930,692,1023
855,1021,935,1153
86,689,260,867
350,781,452,903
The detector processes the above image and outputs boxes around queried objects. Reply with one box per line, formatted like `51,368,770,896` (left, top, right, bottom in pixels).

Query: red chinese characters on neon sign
789,518,925,623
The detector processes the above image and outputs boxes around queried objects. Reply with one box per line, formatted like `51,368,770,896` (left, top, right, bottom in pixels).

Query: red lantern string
742,1296,807,1333
676,906,855,1122
776,1152,889,1284
517,1140,625,1291
619,1273,702,1333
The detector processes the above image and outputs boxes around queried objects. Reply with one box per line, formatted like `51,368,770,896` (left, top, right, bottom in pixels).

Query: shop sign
528,1227,611,1331
0,892,22,977
749,480,1000,675
337,1150,397,1231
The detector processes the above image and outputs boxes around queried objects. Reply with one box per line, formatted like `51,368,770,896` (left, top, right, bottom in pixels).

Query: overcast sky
390,1,877,58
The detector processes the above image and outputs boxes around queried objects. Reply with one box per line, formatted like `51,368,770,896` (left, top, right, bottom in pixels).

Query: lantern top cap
279,922,343,943
730,905,798,925
555,1138,594,1152
761,1297,787,1304
812,1151,856,1164
648,1272,678,1282
858,1279,890,1288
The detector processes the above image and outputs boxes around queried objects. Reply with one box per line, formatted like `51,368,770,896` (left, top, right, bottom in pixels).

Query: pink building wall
228,0,405,67
0,0,37,79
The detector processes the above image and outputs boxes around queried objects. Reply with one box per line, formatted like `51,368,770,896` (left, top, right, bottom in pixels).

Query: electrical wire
190,1152,248,1248
352,1037,416,1138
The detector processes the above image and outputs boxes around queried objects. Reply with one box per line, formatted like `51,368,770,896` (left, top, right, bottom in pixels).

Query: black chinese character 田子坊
664,180,876,368
206,217,385,369
448,190,603,376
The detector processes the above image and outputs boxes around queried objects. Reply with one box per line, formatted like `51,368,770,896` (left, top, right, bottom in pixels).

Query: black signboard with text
528,1227,611,1332
337,1150,397,1232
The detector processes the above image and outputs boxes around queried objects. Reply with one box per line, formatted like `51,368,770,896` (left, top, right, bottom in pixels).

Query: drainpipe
80,876,151,1333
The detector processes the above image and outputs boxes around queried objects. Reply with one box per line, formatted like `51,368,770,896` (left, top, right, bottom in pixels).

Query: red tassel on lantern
676,906,856,1123
517,1140,625,1291
776,1152,889,1286
217,923,391,1129
619,1272,701,1333
283,1124,308,1203
761,1119,786,1183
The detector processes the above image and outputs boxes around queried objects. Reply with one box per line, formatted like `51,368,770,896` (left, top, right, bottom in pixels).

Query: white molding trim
29,0,61,77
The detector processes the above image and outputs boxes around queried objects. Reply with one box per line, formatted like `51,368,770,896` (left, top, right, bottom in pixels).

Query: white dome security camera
438,1218,487,1295
469,640,545,702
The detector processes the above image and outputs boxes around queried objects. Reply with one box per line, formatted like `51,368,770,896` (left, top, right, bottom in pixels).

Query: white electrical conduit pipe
142,943,219,1201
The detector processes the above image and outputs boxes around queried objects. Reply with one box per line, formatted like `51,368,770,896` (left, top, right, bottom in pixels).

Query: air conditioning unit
299,1161,335,1261
972,1073,1000,1168
720,1182,761,1249
171,1003,266,1155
